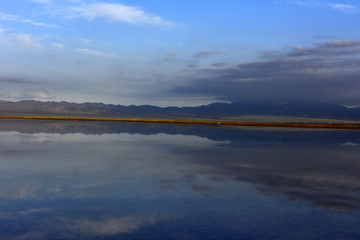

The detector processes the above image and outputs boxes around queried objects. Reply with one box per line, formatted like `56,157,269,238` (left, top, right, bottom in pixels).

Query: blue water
0,120,359,239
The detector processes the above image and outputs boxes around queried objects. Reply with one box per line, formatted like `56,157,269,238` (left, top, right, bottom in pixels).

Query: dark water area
0,119,359,239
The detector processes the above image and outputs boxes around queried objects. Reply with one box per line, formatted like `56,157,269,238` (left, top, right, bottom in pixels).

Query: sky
0,0,359,107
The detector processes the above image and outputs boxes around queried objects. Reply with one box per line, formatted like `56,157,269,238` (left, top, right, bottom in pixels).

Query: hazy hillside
0,100,359,121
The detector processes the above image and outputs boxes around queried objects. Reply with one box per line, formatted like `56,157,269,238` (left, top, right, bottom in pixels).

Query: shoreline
1,115,360,130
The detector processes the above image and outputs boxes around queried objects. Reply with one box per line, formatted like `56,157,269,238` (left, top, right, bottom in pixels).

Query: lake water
0,119,359,239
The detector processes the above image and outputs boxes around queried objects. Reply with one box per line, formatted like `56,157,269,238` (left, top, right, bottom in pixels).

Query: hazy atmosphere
1,0,360,106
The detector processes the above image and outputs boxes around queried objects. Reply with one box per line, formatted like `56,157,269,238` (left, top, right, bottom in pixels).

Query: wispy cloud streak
328,3,355,11
69,3,174,28
26,0,52,4
0,11,57,28
75,48,118,58
292,1,357,12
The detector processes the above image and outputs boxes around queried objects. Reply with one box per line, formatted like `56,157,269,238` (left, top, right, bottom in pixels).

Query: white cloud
0,11,57,28
69,3,174,28
318,39,360,48
293,0,308,6
329,3,355,11
11,33,43,48
0,28,5,42
291,1,357,12
0,11,19,21
75,48,118,58
0,27,43,49
75,37,107,48
167,51,176,57
27,0,53,4
51,43,65,49
20,89,52,100
22,19,57,28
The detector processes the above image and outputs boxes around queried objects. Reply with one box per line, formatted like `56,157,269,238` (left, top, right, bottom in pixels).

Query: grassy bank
1,115,360,130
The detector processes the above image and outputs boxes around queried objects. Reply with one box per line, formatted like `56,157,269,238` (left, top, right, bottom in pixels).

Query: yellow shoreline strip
0,115,359,130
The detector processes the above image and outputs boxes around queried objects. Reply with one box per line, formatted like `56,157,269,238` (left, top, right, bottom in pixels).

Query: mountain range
0,100,359,121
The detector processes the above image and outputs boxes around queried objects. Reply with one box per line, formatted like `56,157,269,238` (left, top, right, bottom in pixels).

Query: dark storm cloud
174,40,360,105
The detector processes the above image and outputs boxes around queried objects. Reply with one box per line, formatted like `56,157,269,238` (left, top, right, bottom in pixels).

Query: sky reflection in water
0,120,359,239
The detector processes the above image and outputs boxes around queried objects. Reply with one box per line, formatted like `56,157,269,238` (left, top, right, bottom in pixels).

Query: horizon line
1,116,359,130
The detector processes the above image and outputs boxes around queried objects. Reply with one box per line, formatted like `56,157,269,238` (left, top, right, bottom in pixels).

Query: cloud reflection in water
0,120,359,239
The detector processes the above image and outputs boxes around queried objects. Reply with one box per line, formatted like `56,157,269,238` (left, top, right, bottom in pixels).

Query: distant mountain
0,100,359,121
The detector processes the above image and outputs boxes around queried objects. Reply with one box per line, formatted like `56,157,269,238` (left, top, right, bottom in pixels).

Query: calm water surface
0,120,359,239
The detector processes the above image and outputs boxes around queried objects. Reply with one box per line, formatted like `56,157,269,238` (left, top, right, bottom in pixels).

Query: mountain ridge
0,100,359,121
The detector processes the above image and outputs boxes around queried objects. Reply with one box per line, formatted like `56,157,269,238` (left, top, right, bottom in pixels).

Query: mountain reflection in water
0,119,359,239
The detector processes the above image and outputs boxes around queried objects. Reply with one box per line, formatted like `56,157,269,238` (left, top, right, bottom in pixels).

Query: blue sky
0,0,359,106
